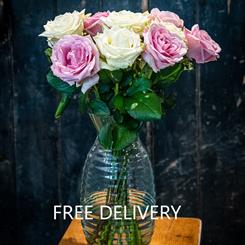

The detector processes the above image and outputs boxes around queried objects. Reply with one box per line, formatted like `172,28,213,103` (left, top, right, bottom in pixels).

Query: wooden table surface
59,218,202,245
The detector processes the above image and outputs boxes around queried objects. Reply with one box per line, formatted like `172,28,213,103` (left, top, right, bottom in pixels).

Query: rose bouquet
40,8,221,245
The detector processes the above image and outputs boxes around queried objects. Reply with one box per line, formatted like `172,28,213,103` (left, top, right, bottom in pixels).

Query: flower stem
114,82,119,95
94,85,100,99
89,148,143,244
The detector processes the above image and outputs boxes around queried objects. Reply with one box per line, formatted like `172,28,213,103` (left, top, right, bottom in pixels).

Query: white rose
101,10,149,33
94,27,143,70
152,21,186,41
39,10,89,45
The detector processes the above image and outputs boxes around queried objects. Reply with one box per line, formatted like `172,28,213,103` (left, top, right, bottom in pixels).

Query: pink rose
149,8,184,28
51,35,100,93
143,24,187,72
185,24,221,63
84,12,109,36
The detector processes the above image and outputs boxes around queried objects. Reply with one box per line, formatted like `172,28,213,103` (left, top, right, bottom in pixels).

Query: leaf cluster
46,58,193,150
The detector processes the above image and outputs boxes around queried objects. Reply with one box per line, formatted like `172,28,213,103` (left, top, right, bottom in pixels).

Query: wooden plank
57,0,101,14
2,1,243,245
148,0,199,217
199,0,245,244
0,1,17,243
10,0,61,244
57,0,81,14
59,218,202,245
101,0,142,11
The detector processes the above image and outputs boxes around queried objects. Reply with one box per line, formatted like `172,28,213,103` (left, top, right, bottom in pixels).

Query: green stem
94,85,100,99
114,82,119,95
55,94,71,119
90,147,143,244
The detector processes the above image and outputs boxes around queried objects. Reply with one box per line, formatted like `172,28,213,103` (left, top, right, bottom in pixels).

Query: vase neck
89,114,114,132
94,136,141,156
90,114,141,152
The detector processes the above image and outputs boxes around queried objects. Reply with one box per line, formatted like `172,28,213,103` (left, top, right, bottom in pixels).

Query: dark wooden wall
0,0,244,244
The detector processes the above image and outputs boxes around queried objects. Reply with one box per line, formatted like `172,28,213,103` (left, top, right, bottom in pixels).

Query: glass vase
80,115,156,244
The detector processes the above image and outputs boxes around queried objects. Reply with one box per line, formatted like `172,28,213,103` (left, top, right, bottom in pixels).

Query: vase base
81,189,155,245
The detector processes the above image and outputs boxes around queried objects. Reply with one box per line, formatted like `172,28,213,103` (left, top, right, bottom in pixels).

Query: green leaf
121,72,133,88
113,125,138,150
45,48,52,59
98,83,110,94
98,123,113,149
55,94,71,119
98,69,123,83
124,116,140,130
112,95,124,112
79,93,88,114
90,99,110,117
126,77,151,96
109,70,123,83
125,92,162,121
113,111,124,124
98,69,112,83
142,63,153,79
154,63,185,87
47,71,76,96
98,122,138,150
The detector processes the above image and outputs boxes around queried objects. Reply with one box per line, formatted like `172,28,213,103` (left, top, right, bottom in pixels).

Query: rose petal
81,74,99,93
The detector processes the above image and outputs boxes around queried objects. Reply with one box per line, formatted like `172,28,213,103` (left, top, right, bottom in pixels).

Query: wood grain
149,0,199,218
10,0,61,244
59,218,202,245
199,1,245,244
0,0,244,244
0,1,17,243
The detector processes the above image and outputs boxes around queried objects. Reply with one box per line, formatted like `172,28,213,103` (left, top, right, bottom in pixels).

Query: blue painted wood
57,0,102,14
199,0,245,244
0,1,17,244
101,0,142,11
10,0,61,244
57,0,82,14
0,0,244,244
149,1,245,244
149,0,199,217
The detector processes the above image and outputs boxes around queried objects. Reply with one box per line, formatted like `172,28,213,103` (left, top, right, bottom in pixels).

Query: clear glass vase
80,115,156,244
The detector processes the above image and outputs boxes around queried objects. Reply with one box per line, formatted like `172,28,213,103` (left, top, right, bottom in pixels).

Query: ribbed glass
80,116,156,244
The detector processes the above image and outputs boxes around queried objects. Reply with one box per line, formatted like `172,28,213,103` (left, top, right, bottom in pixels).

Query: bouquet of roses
40,8,221,151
